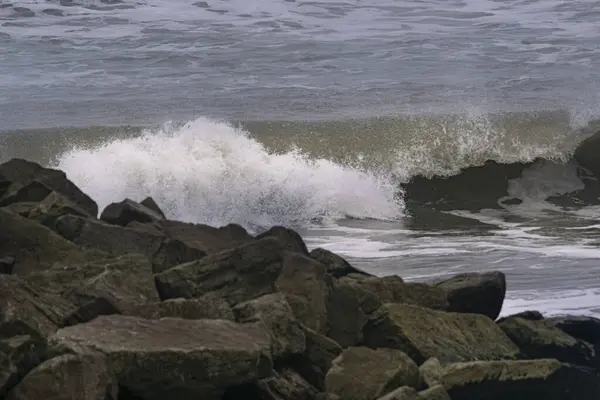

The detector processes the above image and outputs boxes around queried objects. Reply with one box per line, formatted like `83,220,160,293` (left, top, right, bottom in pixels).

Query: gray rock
310,247,370,279
544,315,600,345
128,294,234,321
257,226,309,255
293,328,343,391
140,196,166,218
100,198,165,226
0,335,47,398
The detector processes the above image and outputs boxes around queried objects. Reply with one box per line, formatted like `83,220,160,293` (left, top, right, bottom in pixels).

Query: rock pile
1,158,599,399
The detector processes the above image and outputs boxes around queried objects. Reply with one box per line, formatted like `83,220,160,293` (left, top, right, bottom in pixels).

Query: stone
276,252,332,333
141,196,166,218
420,358,600,400
257,226,309,255
0,180,53,207
293,328,343,391
0,256,14,274
100,198,165,226
155,237,285,304
233,293,305,359
128,294,234,321
310,248,370,279
59,297,121,328
5,353,118,400
0,335,47,398
0,158,98,216
257,367,320,400
326,278,369,347
496,310,544,324
363,303,519,365
28,191,93,228
325,347,421,400
376,386,419,400
434,271,506,320
544,315,600,345
50,315,273,400
498,316,598,368
418,385,451,400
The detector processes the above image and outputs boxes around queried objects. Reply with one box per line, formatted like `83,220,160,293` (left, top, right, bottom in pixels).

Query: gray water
2,0,600,317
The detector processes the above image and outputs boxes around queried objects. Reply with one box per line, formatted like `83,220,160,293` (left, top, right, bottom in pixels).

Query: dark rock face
100,198,165,226
309,248,370,279
257,226,310,255
28,191,93,228
127,295,234,321
496,310,544,324
296,328,343,391
0,256,15,274
0,335,47,398
544,315,600,345
140,197,166,219
434,271,506,320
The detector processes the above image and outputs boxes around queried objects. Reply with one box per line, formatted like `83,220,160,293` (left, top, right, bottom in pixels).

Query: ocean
2,0,600,318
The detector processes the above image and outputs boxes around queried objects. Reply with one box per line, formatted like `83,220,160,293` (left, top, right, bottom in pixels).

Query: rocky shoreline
1,157,600,400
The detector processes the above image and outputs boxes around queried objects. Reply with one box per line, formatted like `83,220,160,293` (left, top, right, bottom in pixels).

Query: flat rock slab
364,303,519,364
50,315,272,400
0,335,47,398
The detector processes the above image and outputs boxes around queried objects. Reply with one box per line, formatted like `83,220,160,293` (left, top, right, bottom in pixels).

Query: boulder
498,316,597,368
128,294,234,321
0,256,14,274
0,159,98,216
233,293,305,359
50,315,272,400
59,297,121,328
418,385,451,400
294,328,343,391
54,215,206,273
363,303,519,365
544,315,600,345
496,310,544,324
376,387,419,400
276,252,332,333
434,271,506,320
257,226,309,255
155,237,285,304
28,191,93,228
310,248,370,279
325,347,421,400
100,198,165,226
140,196,166,218
0,180,53,208
0,335,47,398
5,353,117,400
326,278,369,347
257,367,320,400
420,357,600,400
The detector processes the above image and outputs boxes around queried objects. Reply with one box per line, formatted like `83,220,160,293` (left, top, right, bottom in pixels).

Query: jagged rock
5,353,117,400
0,180,53,207
140,196,166,218
363,303,519,365
2,202,39,217
28,191,93,228
155,237,285,304
418,385,451,400
276,252,333,333
0,275,73,338
376,386,419,400
0,256,14,274
59,297,121,328
420,357,600,400
316,395,340,400
498,316,598,368
54,214,206,273
233,293,305,359
257,367,320,400
325,347,421,400
0,335,47,398
434,271,506,320
257,226,309,255
310,248,370,279
326,278,369,347
544,315,600,345
291,328,343,391
100,198,165,226
0,159,98,216
128,294,234,321
50,315,272,400
496,310,544,324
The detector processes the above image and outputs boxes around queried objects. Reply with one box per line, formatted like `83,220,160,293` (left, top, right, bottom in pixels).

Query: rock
0,335,47,398
233,293,305,359
0,256,14,274
257,367,320,400
294,328,342,391
0,275,73,338
0,159,98,216
420,357,600,400
496,310,544,324
140,196,166,218
376,386,419,400
363,303,519,365
0,180,53,208
59,297,121,328
418,385,451,400
257,226,309,255
276,252,332,333
434,272,506,320
316,395,340,400
544,315,600,345
498,316,597,368
128,294,234,321
5,353,117,400
326,279,369,347
50,315,272,400
100,198,165,226
325,347,421,400
28,191,93,228
2,202,39,217
310,248,370,278
54,214,206,273
155,237,285,304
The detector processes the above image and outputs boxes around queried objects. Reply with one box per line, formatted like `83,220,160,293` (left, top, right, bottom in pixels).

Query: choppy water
3,0,600,317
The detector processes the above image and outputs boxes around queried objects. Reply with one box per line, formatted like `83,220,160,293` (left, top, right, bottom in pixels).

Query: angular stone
376,386,419,400
326,279,368,347
544,315,600,345
310,248,370,279
363,303,519,365
0,180,53,207
233,293,305,359
50,315,272,400
100,198,165,226
128,295,234,321
0,159,98,216
276,252,332,333
257,226,309,255
293,328,343,391
420,358,600,400
434,271,506,320
496,310,544,324
141,196,166,218
59,297,121,328
5,353,118,400
0,335,47,398
498,316,598,368
28,191,92,228
257,367,320,400
418,385,451,400
155,237,285,304
0,256,14,274
325,347,421,400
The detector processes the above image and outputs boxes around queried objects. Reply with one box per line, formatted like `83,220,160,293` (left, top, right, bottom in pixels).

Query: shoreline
1,157,600,399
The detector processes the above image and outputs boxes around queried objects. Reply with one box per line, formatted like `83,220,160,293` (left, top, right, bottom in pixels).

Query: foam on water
54,118,402,230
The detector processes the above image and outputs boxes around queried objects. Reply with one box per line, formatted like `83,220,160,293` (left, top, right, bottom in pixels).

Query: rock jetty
0,158,599,400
